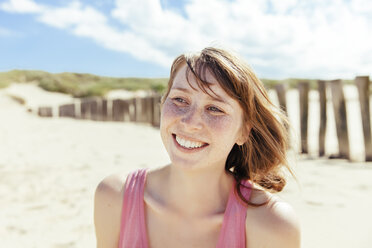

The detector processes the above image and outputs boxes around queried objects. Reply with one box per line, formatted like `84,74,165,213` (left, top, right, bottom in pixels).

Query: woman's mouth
172,134,209,150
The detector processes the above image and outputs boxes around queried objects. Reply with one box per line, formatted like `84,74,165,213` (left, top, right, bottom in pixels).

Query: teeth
176,135,204,149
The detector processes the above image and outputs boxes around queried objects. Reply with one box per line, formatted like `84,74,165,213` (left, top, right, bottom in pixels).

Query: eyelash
172,97,188,104
171,97,224,114
207,106,223,113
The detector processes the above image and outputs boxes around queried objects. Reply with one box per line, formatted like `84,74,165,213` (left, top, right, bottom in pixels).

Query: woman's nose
180,105,203,131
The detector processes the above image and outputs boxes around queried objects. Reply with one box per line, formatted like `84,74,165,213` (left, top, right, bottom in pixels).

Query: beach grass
0,69,354,97
0,70,168,97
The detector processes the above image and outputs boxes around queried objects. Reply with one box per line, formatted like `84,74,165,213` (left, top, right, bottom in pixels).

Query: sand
1,83,372,248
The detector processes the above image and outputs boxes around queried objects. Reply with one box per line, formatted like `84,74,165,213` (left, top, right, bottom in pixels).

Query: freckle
204,114,231,130
162,101,186,117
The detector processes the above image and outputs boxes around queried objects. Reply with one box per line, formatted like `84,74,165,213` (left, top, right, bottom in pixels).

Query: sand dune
0,84,371,248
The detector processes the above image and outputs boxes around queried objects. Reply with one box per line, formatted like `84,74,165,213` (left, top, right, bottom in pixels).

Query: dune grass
0,70,168,97
0,69,354,97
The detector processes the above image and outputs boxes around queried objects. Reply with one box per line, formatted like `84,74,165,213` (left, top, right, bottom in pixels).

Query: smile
173,134,208,150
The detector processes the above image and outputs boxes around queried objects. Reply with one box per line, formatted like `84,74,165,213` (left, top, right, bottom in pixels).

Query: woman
94,47,300,248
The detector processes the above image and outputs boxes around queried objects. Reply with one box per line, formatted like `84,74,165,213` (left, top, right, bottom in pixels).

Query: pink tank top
119,169,252,248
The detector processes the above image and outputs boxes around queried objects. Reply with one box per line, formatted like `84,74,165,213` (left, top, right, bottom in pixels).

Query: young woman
94,47,300,248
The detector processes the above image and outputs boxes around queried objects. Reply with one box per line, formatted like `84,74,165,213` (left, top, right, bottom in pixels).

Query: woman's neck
163,164,234,217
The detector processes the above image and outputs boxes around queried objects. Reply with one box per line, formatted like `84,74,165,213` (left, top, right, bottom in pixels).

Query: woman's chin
169,157,204,171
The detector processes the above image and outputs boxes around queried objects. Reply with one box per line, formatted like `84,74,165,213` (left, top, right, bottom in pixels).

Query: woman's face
160,64,246,171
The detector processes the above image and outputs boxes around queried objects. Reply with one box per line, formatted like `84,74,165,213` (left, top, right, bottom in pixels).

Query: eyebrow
171,87,231,106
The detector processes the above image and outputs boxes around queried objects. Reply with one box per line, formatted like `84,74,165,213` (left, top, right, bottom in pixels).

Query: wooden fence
275,76,371,162
38,94,162,127
38,76,372,161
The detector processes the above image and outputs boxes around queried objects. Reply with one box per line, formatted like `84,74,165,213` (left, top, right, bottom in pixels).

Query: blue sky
0,0,371,79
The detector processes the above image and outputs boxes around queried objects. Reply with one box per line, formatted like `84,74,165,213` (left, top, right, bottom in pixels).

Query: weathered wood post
89,99,99,121
112,99,125,122
355,76,372,161
143,97,150,123
59,103,75,118
275,84,288,115
80,99,90,119
298,82,310,154
146,96,154,124
318,80,327,156
38,106,53,117
134,97,143,122
152,95,162,127
101,99,109,121
128,98,136,122
91,98,105,121
122,100,130,122
80,98,97,120
141,97,148,123
137,97,151,123
329,79,350,159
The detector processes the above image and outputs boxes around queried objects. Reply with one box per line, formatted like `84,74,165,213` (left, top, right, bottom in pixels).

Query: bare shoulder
94,173,128,248
245,188,301,248
95,173,128,199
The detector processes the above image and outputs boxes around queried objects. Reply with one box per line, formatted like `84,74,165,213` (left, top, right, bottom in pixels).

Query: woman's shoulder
95,172,129,200
94,172,130,248
94,167,162,211
245,188,301,248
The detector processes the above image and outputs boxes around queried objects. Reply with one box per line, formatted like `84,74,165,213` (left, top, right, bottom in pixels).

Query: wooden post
152,95,162,127
80,99,89,119
89,99,99,121
298,82,310,154
275,84,288,115
355,76,372,161
136,98,147,123
142,97,149,123
38,106,53,117
80,98,96,120
329,79,350,159
145,96,153,124
91,98,104,121
318,80,327,157
141,97,147,123
59,103,75,118
112,99,125,122
129,98,136,122
133,98,142,122
122,100,130,122
101,99,108,121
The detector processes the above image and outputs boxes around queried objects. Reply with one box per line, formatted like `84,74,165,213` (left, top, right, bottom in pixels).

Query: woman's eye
172,97,188,104
207,106,223,113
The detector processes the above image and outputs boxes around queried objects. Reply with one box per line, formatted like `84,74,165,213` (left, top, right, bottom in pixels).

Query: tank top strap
118,168,149,248
216,180,252,248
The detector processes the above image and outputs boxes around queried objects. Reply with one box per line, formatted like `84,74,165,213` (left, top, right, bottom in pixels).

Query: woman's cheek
161,100,186,120
203,113,234,132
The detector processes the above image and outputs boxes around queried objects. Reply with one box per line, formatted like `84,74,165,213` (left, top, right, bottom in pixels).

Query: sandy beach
1,83,372,248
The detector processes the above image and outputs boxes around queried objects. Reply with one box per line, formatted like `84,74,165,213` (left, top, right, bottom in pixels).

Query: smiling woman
94,47,300,248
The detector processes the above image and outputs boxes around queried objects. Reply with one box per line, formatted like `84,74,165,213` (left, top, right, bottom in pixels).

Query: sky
0,0,371,79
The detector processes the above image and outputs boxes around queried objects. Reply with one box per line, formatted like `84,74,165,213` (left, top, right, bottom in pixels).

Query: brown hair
162,47,291,206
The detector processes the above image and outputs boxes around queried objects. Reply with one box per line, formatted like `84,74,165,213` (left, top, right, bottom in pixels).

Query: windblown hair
162,47,291,206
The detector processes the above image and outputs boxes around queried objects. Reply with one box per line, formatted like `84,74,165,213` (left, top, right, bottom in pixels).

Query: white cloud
0,0,45,13
2,0,174,66
1,0,371,78
37,1,106,29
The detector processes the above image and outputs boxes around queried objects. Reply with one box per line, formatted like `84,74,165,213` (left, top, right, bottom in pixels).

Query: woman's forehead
171,64,226,97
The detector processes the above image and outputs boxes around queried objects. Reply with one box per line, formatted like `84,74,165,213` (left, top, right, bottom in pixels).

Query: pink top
119,169,252,248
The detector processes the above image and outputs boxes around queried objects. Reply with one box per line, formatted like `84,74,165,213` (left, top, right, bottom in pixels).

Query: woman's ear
236,125,251,146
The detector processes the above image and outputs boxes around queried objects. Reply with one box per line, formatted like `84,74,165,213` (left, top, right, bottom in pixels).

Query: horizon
0,68,360,81
1,0,371,80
